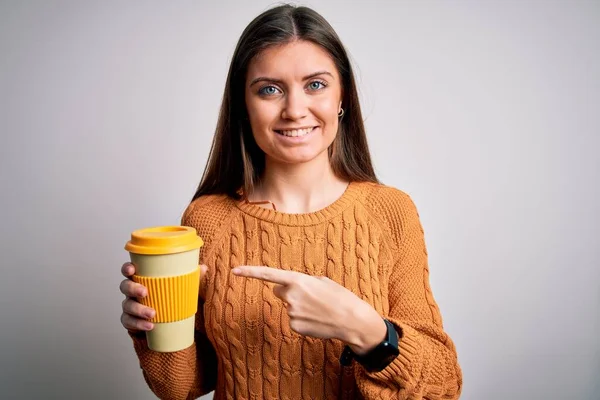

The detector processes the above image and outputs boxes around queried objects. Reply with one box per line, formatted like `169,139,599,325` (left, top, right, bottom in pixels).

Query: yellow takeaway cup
125,226,203,352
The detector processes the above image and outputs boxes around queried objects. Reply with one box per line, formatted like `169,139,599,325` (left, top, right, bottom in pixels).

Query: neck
250,153,349,214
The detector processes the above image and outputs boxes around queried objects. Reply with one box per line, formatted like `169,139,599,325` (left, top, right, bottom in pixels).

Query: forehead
247,40,339,81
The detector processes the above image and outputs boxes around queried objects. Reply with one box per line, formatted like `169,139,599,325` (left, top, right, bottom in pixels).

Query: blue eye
258,85,280,96
308,81,326,91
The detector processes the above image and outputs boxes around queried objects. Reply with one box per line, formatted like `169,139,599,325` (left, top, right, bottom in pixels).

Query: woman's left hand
232,265,387,355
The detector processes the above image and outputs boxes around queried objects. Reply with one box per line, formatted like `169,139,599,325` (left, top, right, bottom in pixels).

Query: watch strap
339,319,400,371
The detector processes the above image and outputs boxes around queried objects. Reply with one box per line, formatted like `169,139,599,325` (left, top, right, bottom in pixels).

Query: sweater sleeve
128,312,217,399
127,201,219,400
356,191,462,399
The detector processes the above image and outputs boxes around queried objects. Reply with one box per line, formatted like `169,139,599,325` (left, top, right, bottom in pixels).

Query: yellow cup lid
125,226,204,255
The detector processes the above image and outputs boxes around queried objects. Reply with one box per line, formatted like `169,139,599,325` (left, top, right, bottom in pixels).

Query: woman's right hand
120,262,156,332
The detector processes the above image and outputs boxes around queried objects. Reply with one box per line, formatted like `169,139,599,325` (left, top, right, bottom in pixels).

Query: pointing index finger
232,266,296,286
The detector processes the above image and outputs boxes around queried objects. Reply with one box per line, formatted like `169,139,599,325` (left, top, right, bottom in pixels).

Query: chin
269,149,329,165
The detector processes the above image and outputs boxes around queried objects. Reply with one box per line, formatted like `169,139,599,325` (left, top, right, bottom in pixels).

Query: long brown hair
192,4,378,202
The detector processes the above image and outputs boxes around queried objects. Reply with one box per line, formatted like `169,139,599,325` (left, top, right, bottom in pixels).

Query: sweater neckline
235,181,362,226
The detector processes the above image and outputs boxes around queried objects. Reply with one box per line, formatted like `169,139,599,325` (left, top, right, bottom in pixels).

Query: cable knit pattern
324,218,343,399
211,240,235,399
225,214,248,399
278,225,303,400
302,224,326,400
242,215,263,400
341,207,359,400
128,182,462,399
355,206,374,307
259,220,281,400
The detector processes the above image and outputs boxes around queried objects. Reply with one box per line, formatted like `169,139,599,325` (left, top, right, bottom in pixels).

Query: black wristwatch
339,319,400,373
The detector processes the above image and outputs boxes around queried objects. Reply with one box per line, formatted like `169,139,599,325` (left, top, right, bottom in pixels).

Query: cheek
245,105,268,146
314,97,339,133
247,100,278,131
316,96,338,116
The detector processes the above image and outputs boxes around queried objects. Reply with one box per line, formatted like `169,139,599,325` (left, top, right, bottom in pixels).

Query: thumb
198,264,210,300
199,264,210,286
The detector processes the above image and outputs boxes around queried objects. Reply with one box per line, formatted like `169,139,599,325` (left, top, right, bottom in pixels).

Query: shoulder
357,181,413,203
181,194,235,223
356,181,419,216
355,181,422,248
181,194,238,249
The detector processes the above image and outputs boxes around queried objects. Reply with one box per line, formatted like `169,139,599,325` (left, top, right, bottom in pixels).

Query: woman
120,4,462,399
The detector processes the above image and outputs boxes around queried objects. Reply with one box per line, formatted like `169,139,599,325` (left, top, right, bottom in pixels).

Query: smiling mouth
274,127,317,137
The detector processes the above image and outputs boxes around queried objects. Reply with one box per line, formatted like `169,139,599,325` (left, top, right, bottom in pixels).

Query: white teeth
278,127,313,137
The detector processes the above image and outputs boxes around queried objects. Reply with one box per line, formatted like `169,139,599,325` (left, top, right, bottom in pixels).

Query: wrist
344,305,387,355
340,319,401,372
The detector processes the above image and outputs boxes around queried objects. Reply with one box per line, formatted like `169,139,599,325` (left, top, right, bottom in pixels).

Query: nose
281,88,308,120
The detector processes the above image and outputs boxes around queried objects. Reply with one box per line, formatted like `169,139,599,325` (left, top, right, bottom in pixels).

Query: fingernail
139,290,147,297
144,322,154,330
232,268,241,274
147,310,155,319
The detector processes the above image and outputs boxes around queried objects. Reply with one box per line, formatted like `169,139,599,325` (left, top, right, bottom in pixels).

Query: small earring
338,108,345,118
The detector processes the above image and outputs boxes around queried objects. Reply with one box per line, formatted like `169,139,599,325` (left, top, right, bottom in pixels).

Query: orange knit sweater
129,182,462,399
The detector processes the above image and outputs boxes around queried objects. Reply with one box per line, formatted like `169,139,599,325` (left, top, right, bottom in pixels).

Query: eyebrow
248,71,334,87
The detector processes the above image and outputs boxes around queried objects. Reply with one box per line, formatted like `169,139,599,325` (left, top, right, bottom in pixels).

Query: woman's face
245,40,343,166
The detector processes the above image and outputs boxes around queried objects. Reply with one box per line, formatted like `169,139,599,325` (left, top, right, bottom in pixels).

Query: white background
1,1,598,399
